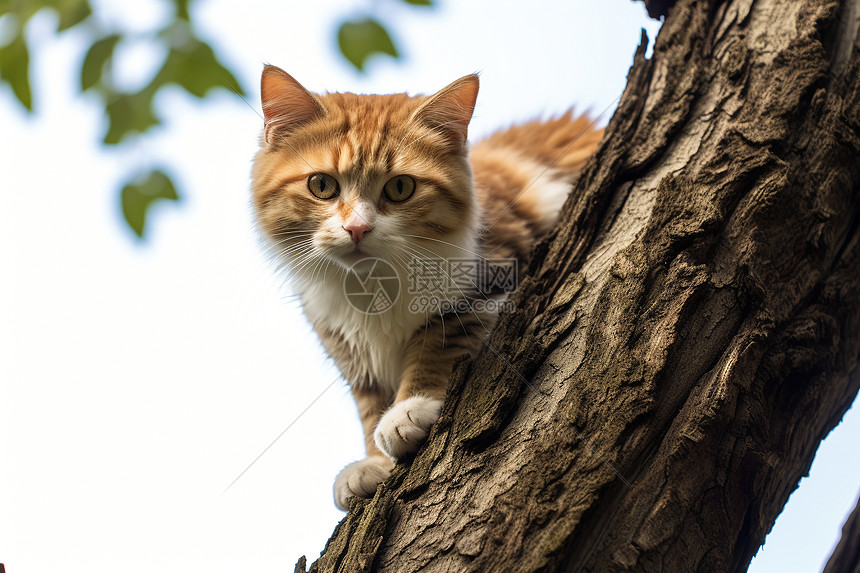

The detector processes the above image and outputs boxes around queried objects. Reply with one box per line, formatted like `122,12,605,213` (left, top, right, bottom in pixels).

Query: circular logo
343,257,400,314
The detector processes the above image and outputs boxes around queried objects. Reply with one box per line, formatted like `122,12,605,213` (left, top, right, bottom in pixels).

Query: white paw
333,456,394,511
374,396,444,459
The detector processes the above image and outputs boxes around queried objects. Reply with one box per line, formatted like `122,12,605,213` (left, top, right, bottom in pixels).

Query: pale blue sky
0,1,856,571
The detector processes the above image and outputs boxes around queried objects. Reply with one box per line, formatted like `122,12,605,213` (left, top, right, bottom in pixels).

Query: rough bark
299,0,860,571
824,492,860,573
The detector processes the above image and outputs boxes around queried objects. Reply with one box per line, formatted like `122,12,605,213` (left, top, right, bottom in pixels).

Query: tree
297,0,860,571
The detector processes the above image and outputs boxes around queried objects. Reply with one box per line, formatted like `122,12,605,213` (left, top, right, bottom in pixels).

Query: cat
251,65,603,510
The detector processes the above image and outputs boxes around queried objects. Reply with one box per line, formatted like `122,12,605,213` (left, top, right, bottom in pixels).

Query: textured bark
824,493,860,573
300,0,860,571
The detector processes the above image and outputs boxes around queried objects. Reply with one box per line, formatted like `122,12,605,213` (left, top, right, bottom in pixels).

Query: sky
0,1,857,572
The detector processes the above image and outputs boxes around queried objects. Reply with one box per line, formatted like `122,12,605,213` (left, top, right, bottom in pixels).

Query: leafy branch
0,0,244,238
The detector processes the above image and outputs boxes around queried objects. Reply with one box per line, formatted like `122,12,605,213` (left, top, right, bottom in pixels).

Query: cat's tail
475,111,604,178
471,111,604,233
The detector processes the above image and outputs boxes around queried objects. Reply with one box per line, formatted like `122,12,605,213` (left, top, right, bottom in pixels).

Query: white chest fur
300,269,430,395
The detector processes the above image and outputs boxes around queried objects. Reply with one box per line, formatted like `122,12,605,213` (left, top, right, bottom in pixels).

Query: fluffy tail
474,111,603,178
471,111,604,235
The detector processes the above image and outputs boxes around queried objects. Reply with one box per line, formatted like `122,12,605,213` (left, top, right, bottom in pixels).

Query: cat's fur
251,65,603,510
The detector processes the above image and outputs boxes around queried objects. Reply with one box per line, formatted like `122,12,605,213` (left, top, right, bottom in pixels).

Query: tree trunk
298,0,860,571
824,492,860,573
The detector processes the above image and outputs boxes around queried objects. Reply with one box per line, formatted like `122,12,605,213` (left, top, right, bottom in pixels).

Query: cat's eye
307,173,340,199
383,175,416,202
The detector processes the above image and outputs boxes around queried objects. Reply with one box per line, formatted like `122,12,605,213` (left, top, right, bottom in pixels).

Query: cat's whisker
400,234,494,262
302,251,323,279
270,238,317,254
293,250,338,282
275,236,314,249
286,247,324,277
291,254,324,278
272,241,316,261
269,230,316,239
310,257,326,285
272,241,314,255
274,247,314,262
311,255,337,287
272,236,315,250
269,234,313,248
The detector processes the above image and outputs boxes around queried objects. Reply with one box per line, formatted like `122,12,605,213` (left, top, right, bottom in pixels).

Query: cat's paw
333,455,394,511
374,396,444,459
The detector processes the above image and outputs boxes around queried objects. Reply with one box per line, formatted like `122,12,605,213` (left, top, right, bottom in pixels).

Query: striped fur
250,66,603,509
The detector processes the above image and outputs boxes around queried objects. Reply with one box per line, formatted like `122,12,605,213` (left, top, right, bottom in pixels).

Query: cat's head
251,65,479,284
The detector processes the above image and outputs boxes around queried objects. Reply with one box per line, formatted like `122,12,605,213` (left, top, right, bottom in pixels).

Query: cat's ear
260,65,326,144
413,74,479,152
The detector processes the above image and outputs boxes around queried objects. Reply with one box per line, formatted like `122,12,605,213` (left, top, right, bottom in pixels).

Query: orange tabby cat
251,65,602,510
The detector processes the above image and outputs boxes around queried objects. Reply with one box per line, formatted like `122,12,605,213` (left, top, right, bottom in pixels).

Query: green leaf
172,0,191,20
337,18,398,72
400,0,433,5
0,4,39,22
52,0,92,31
101,27,245,143
0,29,32,111
81,34,119,91
120,169,180,238
103,87,159,144
156,40,244,98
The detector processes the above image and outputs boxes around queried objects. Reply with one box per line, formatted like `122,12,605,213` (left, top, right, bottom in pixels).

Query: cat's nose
343,220,372,244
